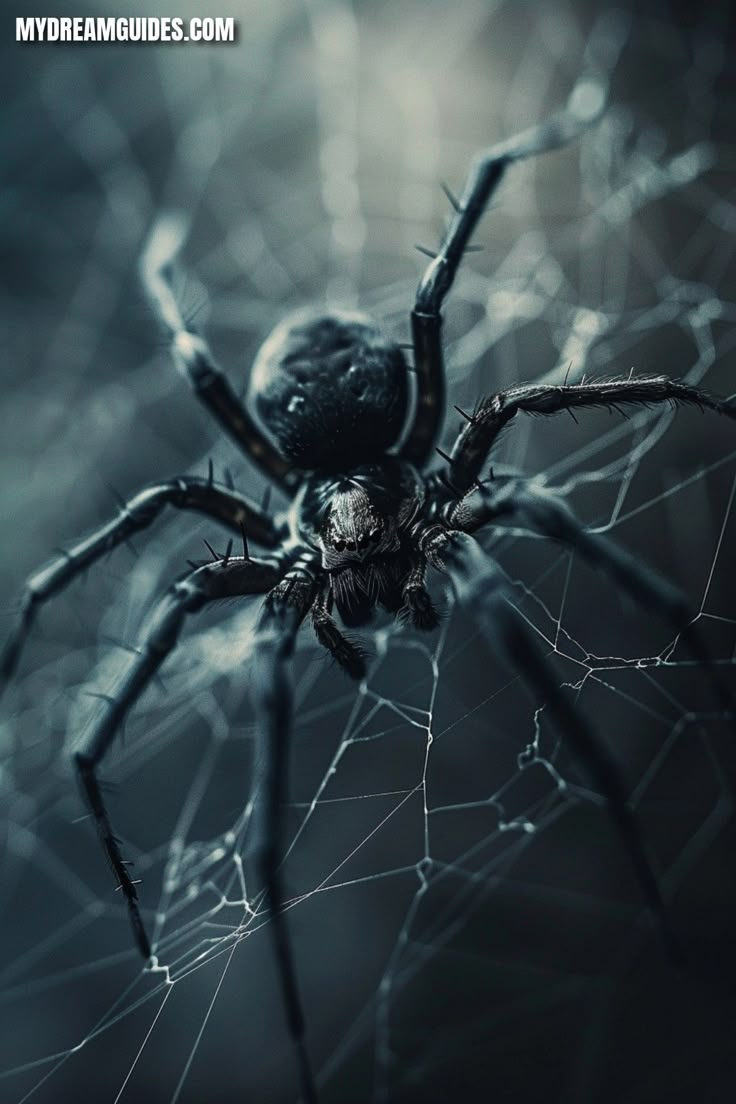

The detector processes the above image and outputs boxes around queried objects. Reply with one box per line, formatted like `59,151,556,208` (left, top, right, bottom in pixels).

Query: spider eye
345,540,357,551
333,539,345,552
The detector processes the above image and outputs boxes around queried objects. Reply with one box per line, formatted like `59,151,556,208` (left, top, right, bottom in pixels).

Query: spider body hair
292,458,427,628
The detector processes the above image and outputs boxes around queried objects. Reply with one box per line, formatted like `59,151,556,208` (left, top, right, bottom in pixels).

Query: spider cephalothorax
293,459,426,629
3,74,735,1104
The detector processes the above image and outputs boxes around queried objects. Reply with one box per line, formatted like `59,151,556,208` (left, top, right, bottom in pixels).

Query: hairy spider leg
72,555,285,957
0,476,284,696
141,215,300,493
311,598,368,680
449,479,735,718
399,556,440,629
249,553,322,1104
441,532,680,960
402,72,608,467
74,548,324,1102
443,376,736,494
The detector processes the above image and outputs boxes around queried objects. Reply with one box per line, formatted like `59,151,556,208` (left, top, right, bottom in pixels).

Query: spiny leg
141,215,299,494
441,531,678,958
311,597,367,680
402,73,608,467
447,479,734,716
445,376,736,495
1,474,285,696
249,556,320,1104
73,554,285,958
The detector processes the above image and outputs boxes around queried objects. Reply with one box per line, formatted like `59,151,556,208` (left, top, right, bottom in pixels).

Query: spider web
2,2,736,1102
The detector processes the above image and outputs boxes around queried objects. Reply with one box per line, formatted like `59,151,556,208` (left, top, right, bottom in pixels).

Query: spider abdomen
249,309,408,471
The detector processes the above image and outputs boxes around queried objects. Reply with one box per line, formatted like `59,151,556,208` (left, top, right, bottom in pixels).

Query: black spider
2,77,735,1103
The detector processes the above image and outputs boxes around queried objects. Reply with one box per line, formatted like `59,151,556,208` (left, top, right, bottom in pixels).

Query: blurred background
2,1,736,1101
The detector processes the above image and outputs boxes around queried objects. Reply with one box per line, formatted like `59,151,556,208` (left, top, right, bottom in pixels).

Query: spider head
295,461,423,627
319,482,399,568
319,484,404,626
